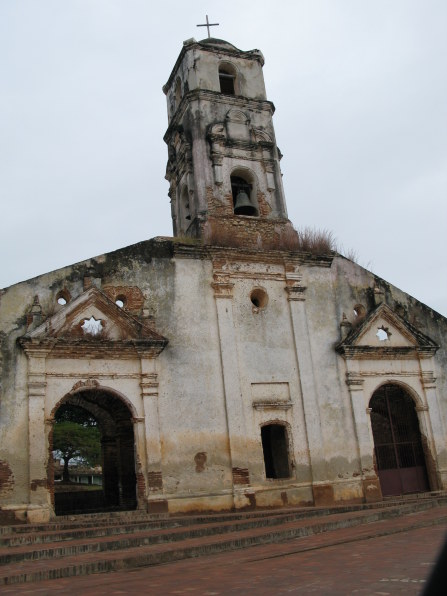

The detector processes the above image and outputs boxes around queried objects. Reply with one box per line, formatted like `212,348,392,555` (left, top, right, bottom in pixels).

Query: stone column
212,271,252,508
285,269,332,505
140,355,167,513
24,345,52,523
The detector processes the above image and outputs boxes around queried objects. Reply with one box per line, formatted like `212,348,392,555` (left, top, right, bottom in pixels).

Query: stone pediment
20,287,168,358
336,303,438,359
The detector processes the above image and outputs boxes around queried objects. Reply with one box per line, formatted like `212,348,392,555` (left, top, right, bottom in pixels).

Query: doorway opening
51,388,137,515
369,384,429,496
261,423,290,479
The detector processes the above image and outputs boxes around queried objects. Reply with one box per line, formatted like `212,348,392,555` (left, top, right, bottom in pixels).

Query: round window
250,288,268,309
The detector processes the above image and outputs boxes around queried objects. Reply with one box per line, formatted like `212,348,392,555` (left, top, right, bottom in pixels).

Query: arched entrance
369,384,429,496
51,388,137,515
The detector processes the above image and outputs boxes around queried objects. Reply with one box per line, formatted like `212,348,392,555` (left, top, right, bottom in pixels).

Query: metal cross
196,15,219,38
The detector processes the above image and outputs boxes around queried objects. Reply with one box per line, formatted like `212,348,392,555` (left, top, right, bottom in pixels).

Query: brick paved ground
2,521,446,595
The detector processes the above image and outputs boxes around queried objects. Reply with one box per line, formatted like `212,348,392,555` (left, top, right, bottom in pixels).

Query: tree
55,404,97,427
53,407,101,482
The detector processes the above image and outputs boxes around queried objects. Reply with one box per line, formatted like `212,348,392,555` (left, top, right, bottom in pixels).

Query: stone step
3,492,444,538
0,501,433,563
1,496,442,547
0,499,446,585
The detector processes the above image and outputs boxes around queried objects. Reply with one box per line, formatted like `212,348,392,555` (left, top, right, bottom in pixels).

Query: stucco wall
1,239,446,519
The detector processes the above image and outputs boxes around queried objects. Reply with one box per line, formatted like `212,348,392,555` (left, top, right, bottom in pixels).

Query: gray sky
1,0,446,316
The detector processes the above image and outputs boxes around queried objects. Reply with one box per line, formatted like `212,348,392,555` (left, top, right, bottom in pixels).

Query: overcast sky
1,0,446,316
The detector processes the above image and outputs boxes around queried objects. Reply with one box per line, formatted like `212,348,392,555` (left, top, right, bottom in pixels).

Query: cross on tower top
196,15,219,38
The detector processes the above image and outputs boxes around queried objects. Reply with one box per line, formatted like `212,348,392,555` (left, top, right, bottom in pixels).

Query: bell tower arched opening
231,172,258,217
219,63,236,95
369,383,429,496
51,388,137,515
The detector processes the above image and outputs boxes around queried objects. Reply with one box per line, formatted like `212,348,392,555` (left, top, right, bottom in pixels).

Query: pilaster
344,367,382,501
285,267,329,499
419,363,447,489
212,269,251,504
139,355,165,509
22,344,52,521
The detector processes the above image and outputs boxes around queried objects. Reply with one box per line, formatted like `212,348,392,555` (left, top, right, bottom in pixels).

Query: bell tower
163,37,296,247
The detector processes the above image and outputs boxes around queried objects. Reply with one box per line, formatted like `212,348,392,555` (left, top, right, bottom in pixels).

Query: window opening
219,66,235,95
181,186,191,227
175,77,182,108
231,176,257,216
261,424,290,479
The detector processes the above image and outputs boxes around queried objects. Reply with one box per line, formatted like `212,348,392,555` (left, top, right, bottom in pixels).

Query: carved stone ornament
335,303,438,360
19,287,168,360
71,379,100,392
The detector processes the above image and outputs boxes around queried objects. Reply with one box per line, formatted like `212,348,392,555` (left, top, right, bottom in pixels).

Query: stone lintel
252,401,293,410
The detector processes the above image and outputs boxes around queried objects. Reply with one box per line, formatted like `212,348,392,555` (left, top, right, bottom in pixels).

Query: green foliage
53,417,101,482
55,404,97,427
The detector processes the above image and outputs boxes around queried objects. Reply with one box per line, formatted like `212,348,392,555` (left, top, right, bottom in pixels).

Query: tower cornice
163,39,265,94
163,90,275,144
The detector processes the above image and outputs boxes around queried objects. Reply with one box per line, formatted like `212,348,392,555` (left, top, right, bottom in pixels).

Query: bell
234,190,257,216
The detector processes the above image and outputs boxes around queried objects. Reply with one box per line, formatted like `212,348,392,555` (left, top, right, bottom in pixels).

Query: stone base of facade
252,485,314,508
437,469,447,491
312,483,335,506
162,480,370,514
146,498,169,514
0,504,53,524
4,472,435,522
164,492,235,515
361,478,383,502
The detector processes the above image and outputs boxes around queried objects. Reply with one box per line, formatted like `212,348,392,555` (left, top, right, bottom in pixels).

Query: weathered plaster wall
1,239,446,519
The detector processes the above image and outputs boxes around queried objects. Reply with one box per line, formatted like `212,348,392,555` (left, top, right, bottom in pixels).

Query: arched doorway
369,384,429,496
51,388,137,515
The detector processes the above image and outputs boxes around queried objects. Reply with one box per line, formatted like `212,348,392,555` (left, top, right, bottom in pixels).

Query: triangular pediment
336,303,438,359
20,287,168,358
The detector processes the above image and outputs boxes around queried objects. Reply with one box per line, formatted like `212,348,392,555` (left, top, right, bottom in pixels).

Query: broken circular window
81,316,103,337
353,304,366,320
115,295,126,309
376,325,391,342
250,288,269,311
56,289,70,306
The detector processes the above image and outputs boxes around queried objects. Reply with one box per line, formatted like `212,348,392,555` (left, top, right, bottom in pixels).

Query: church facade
1,38,446,524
